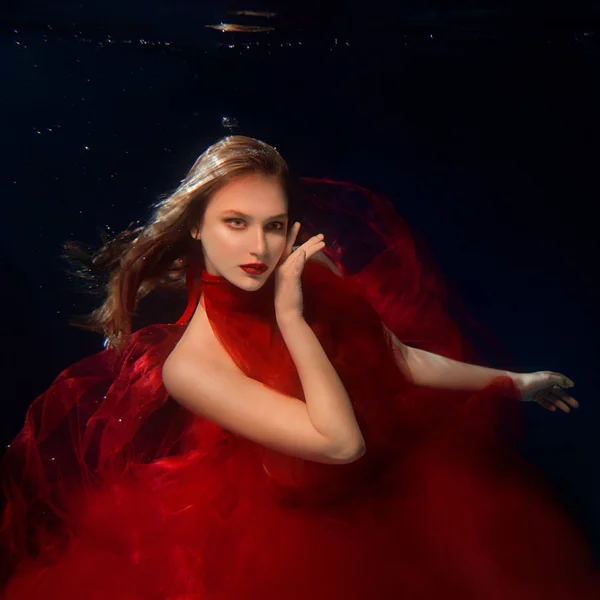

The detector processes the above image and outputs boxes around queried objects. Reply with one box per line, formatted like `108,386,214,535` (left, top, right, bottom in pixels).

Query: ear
190,225,201,241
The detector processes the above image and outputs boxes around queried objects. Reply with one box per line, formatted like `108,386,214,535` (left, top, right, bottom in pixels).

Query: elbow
329,439,367,464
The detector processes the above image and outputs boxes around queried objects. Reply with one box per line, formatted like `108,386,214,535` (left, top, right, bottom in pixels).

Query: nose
250,228,268,260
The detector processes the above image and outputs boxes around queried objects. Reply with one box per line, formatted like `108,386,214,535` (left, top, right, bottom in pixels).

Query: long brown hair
64,135,299,353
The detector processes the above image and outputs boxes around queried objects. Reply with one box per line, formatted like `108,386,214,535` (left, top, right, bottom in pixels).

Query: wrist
276,313,305,329
507,372,526,400
275,308,304,323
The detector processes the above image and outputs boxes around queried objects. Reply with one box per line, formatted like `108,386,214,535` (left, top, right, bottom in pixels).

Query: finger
544,392,572,413
305,239,326,259
539,399,557,412
550,372,575,388
284,222,301,259
300,233,325,250
290,234,325,262
534,392,556,411
552,385,579,409
288,240,325,268
293,248,306,271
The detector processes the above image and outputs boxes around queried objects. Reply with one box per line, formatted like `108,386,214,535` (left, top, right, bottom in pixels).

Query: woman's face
193,174,290,290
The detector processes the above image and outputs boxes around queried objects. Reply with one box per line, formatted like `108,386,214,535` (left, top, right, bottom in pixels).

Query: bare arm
162,320,365,465
277,314,365,458
381,320,516,391
310,250,509,392
404,346,516,391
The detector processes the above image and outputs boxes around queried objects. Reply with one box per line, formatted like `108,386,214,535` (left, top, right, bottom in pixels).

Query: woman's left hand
513,371,579,413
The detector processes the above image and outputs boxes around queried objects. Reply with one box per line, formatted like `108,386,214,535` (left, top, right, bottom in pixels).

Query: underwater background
1,1,599,558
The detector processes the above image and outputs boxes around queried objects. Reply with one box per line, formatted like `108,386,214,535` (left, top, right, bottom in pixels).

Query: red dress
2,179,599,599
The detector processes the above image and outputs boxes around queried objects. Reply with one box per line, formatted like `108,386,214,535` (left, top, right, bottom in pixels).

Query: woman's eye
225,219,284,230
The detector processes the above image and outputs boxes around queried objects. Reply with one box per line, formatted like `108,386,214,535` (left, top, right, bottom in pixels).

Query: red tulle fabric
1,179,599,599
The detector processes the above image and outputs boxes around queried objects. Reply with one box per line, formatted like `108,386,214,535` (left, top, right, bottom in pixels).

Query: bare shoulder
163,298,241,379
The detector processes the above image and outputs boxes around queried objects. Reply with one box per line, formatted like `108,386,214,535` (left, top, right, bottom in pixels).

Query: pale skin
163,173,578,467
164,174,364,465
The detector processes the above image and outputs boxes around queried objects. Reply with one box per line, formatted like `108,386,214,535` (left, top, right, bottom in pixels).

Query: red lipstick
240,263,267,275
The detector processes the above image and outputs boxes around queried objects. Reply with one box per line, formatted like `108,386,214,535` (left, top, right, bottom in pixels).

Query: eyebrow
221,210,288,220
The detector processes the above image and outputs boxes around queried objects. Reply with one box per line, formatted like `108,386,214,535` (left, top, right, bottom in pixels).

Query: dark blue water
1,2,599,556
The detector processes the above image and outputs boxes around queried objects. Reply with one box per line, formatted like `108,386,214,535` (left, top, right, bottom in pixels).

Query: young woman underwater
1,136,598,599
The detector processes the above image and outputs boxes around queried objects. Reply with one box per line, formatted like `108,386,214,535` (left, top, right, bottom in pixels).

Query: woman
1,136,597,599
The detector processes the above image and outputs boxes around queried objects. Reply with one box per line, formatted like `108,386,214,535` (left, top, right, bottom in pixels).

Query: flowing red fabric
2,179,599,599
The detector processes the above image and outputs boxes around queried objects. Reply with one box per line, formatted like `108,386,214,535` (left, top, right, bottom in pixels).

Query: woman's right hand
274,222,326,323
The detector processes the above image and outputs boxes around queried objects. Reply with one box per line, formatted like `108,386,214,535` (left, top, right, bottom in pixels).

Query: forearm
277,315,365,456
405,346,517,392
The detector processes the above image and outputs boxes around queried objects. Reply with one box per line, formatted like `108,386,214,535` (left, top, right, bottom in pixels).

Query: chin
235,269,270,288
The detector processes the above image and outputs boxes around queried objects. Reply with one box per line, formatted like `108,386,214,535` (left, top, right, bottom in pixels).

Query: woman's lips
240,265,267,275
